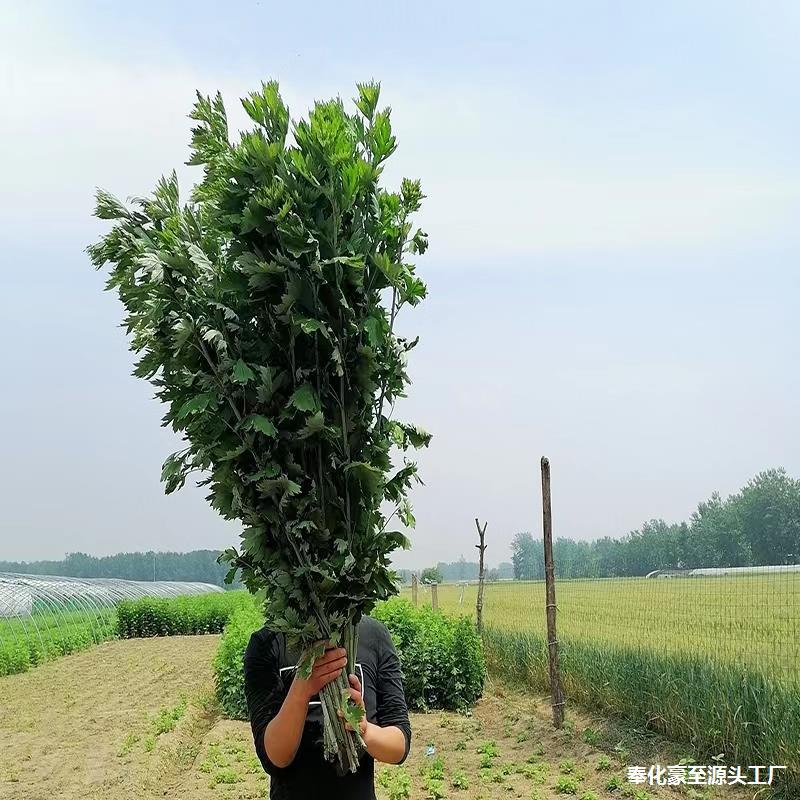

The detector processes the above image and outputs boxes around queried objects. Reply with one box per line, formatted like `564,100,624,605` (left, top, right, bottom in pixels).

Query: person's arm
340,623,411,765
364,720,408,765
341,674,408,764
263,646,348,768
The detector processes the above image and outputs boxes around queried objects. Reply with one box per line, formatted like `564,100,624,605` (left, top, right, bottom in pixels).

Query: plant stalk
318,620,363,774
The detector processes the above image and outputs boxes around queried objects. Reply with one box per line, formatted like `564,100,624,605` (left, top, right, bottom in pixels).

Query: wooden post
411,573,418,606
474,518,487,634
541,457,565,728
431,582,438,611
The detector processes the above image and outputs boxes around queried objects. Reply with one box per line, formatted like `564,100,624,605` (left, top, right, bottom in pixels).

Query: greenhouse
0,572,223,675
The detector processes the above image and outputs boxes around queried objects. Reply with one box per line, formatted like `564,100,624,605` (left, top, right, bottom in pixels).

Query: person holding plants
90,77,427,788
244,615,411,799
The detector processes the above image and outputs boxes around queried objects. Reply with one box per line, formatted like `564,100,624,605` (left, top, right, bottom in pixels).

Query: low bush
214,602,266,718
213,596,485,719
116,591,251,638
373,598,485,711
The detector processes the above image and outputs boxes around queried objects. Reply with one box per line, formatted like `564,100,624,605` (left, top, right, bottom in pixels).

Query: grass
484,625,800,791
406,574,800,680
152,696,188,735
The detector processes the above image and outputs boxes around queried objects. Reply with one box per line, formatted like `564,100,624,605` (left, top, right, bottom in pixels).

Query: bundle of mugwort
89,81,430,773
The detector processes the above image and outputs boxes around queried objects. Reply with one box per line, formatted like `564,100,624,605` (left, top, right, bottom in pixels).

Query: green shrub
377,767,412,800
213,603,266,718
116,592,252,638
451,769,469,789
372,598,485,710
555,775,579,794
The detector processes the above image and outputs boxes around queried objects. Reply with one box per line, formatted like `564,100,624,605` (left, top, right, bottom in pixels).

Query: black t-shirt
244,616,412,800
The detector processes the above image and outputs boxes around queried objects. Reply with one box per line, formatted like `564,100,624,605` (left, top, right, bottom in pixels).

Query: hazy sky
1,1,798,568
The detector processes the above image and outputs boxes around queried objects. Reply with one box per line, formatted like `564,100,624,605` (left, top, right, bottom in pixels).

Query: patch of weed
555,775,579,794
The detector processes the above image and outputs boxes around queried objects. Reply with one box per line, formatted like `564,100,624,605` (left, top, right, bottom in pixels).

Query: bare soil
0,637,757,800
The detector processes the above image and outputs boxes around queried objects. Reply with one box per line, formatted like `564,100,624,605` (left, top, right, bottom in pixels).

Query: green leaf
93,189,129,221
297,641,326,680
345,461,384,495
297,317,330,339
257,476,302,499
297,411,325,439
246,462,281,482
354,81,381,120
288,383,319,412
341,688,366,729
187,243,213,272
398,498,415,528
244,415,277,437
388,421,432,449
372,252,403,287
232,359,255,384
176,393,215,420
384,530,411,550
362,315,383,347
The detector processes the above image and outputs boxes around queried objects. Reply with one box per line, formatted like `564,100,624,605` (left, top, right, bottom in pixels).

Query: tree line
511,468,800,579
0,549,236,586
6,469,795,585
395,559,514,585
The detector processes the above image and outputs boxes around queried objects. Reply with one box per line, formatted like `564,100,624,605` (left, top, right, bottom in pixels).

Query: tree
456,555,468,581
420,566,443,584
433,559,480,581
735,469,800,565
0,550,238,585
89,80,430,773
474,518,487,633
496,561,514,580
511,531,543,580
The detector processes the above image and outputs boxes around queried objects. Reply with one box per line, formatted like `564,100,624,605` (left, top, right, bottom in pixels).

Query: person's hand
292,645,347,701
339,673,368,737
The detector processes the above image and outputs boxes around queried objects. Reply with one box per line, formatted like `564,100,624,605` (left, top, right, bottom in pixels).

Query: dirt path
0,637,757,800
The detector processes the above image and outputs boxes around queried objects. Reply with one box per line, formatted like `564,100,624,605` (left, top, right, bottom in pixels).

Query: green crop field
0,609,116,675
406,574,800,682
0,592,247,677
406,574,800,789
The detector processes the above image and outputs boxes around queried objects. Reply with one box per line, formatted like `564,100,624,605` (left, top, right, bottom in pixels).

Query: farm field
408,574,800,682
0,609,116,674
407,576,800,791
0,590,247,676
0,635,751,800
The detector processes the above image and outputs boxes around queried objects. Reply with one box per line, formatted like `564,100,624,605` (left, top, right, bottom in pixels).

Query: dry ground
0,637,757,800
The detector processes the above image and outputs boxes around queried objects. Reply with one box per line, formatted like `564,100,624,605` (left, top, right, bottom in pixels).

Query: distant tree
486,567,500,582
0,550,239,586
394,568,413,585
496,561,514,580
511,531,542,580
434,560,480,581
735,469,800,565
420,566,443,584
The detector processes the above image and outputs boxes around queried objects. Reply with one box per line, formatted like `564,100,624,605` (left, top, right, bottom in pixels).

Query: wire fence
406,561,800,789
413,567,800,685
